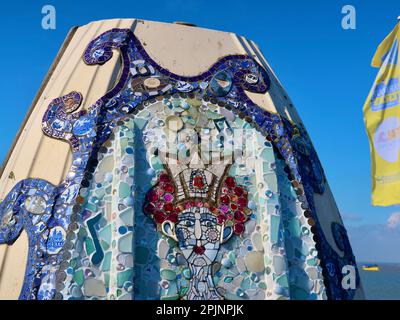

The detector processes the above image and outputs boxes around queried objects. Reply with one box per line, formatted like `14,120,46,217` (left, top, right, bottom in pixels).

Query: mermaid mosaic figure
0,27,361,300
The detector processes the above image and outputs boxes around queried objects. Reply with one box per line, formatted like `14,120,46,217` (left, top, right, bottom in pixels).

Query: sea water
358,263,400,300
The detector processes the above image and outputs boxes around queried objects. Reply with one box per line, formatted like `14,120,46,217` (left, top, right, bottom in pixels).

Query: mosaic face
175,210,221,257
173,210,224,299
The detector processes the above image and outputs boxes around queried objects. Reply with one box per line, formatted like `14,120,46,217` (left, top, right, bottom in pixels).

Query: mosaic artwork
0,28,360,300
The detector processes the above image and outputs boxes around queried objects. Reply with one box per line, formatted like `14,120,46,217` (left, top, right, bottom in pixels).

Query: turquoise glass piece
160,269,177,281
270,215,281,244
102,252,112,271
99,224,111,244
288,219,301,238
276,274,289,288
117,269,133,287
119,182,131,198
118,233,133,253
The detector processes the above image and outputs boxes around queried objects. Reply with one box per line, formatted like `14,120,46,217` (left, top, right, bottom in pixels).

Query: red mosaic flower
225,176,236,189
164,203,174,212
237,197,248,208
193,176,205,189
234,210,246,222
160,173,170,183
233,223,245,235
218,176,251,236
164,183,174,193
217,214,227,224
154,211,166,224
234,186,244,197
220,195,230,204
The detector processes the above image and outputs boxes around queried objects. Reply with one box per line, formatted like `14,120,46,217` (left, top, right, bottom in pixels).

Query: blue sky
1,0,400,262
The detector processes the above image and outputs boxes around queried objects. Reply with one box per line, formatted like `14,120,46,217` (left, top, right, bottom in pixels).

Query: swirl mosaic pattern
0,28,359,300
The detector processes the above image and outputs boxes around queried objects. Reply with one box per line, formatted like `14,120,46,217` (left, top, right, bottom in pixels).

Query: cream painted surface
134,19,246,76
0,18,353,299
0,231,28,299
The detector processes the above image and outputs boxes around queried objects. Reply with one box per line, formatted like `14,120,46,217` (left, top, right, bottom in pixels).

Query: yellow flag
363,23,400,206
